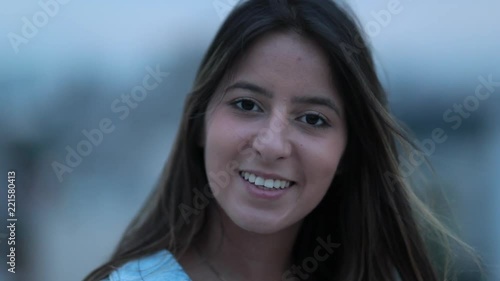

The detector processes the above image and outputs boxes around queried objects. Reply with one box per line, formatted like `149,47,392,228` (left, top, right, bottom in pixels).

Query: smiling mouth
239,171,295,190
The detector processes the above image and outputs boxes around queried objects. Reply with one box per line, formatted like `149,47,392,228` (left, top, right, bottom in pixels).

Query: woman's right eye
232,98,263,112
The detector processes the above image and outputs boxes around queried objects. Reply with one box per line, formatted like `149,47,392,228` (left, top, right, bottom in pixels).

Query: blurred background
0,0,498,280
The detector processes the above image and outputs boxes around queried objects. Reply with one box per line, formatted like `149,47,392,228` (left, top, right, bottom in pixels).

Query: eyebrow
226,81,273,98
225,81,342,117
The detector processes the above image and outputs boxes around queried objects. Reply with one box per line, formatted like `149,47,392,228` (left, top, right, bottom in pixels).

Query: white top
103,249,191,281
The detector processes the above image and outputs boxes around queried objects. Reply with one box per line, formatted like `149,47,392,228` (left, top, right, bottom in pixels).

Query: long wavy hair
85,0,475,280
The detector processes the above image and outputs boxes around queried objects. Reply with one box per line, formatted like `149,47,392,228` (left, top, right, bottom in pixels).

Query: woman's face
203,31,347,234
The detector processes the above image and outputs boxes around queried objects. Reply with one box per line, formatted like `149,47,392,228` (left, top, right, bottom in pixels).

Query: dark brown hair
85,0,475,280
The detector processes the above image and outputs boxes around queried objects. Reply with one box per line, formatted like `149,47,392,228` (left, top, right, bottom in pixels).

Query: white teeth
273,180,281,188
255,177,264,186
239,171,293,190
264,179,274,188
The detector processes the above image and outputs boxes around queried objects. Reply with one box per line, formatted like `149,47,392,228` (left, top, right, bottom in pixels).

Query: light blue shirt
103,249,191,281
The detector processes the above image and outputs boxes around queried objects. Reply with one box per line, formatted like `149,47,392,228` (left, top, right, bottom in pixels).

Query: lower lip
239,174,292,200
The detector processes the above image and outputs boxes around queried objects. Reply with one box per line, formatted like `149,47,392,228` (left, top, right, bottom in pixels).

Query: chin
223,205,299,235
236,219,283,234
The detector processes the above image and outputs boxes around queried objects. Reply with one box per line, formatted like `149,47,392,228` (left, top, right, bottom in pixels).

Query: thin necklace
194,244,228,281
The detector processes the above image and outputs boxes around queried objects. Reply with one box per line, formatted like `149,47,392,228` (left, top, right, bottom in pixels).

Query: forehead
235,31,331,82
227,31,340,104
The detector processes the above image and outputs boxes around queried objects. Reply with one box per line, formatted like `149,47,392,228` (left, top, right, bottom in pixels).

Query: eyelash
230,98,331,129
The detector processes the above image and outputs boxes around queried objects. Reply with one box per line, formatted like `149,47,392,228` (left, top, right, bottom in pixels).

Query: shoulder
102,249,191,281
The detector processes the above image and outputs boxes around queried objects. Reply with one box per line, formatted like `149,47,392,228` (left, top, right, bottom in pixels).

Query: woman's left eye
297,113,330,128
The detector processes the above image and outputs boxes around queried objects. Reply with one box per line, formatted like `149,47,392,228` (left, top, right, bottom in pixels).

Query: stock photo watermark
7,0,72,54
282,235,340,281
51,65,170,182
384,74,499,187
6,171,17,274
362,0,409,38
340,0,412,63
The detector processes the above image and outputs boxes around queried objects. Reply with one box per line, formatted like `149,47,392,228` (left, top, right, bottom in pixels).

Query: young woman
85,0,475,280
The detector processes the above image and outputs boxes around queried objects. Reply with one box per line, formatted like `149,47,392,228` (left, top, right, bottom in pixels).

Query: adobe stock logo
51,65,170,182
340,0,412,64
384,74,499,190
7,0,72,54
282,235,340,281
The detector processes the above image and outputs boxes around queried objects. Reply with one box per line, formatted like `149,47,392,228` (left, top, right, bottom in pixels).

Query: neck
196,204,302,281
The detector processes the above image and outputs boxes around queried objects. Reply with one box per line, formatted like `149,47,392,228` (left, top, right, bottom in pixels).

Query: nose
251,111,292,162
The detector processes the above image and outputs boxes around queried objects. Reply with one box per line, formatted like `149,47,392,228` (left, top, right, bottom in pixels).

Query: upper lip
240,169,295,183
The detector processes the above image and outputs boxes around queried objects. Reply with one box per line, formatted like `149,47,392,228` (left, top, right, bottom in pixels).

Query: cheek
204,117,235,195
301,137,345,194
204,111,252,177
205,108,260,155
205,114,232,162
